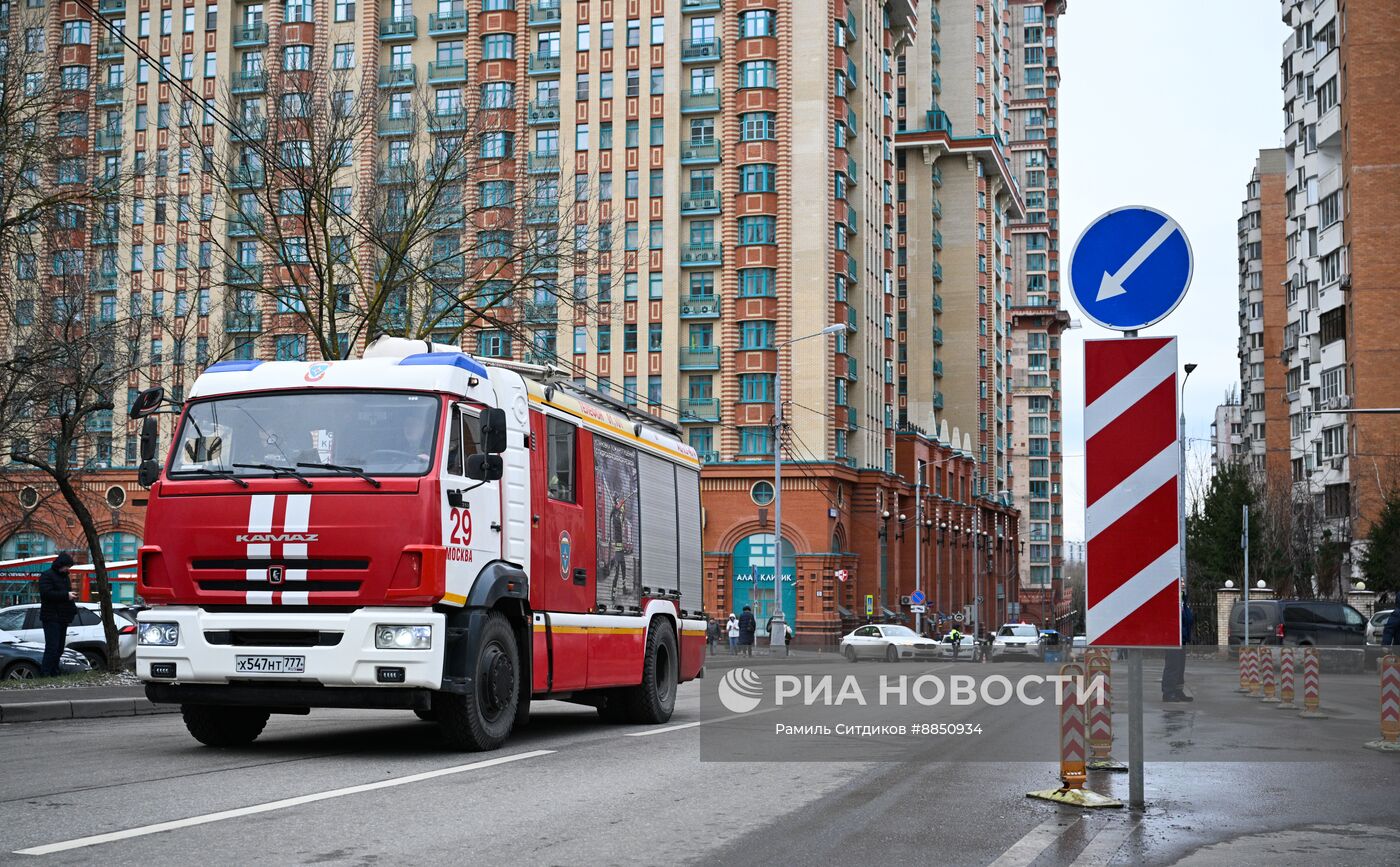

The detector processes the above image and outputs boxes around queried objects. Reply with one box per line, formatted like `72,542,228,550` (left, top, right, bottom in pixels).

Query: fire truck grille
192,558,370,570
204,630,344,647
194,579,362,592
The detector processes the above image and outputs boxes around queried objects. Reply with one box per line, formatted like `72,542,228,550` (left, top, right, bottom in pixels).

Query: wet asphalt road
1,654,1396,866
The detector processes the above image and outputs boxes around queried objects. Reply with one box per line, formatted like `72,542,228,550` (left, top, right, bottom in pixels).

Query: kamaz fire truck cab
133,337,706,751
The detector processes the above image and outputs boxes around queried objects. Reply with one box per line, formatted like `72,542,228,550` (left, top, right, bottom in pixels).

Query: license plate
235,655,305,674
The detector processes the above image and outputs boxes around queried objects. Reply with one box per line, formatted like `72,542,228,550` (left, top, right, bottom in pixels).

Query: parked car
0,629,91,680
1366,609,1395,648
0,603,138,669
840,624,941,662
1226,599,1366,647
1071,635,1088,657
991,623,1043,661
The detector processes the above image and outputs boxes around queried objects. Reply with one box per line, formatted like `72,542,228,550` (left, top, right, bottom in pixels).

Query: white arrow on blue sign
910,590,926,606
1069,206,1193,332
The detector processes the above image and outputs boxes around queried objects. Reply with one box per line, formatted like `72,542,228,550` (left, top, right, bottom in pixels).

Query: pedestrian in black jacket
38,553,78,677
738,607,756,657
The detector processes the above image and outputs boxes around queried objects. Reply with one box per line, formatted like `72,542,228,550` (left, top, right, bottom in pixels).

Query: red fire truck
132,337,707,750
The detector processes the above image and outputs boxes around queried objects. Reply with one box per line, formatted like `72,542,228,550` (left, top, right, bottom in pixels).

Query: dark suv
1227,599,1367,647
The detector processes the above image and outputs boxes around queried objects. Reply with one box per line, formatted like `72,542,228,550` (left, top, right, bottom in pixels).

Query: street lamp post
1180,363,1197,603
771,323,850,652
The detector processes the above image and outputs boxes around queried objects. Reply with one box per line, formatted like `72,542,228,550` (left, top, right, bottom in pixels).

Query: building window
740,60,777,89
739,163,776,193
740,112,776,141
739,427,772,455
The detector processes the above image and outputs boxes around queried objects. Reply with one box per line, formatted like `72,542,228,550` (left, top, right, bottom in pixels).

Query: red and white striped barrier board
1237,647,1251,693
1299,647,1327,718
1368,655,1400,751
1059,662,1087,790
1084,337,1181,646
1246,647,1261,695
1278,647,1296,708
1259,647,1278,702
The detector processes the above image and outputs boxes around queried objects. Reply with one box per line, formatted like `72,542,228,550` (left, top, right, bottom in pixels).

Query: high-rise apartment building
1212,399,1244,470
1236,148,1289,489
1,0,1021,640
1276,0,1400,571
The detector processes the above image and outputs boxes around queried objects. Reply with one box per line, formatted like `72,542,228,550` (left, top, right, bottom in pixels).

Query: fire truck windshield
168,391,441,479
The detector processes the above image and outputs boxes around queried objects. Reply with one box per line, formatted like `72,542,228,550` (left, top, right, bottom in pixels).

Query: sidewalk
0,684,176,724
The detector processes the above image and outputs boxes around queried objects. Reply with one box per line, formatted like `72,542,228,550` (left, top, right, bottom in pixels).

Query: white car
841,624,941,662
1366,609,1394,647
991,623,1043,661
0,603,139,669
933,633,977,661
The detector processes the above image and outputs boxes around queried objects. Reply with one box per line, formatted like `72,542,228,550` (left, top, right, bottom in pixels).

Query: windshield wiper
232,462,314,488
168,467,250,488
296,461,382,489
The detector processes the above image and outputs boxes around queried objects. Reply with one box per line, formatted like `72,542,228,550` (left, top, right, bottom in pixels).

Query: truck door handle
573,568,587,586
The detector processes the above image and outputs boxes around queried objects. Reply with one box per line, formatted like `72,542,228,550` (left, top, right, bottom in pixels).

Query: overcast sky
1056,0,1290,542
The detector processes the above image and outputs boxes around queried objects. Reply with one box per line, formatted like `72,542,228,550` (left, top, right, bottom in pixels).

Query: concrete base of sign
1087,758,1128,772
1362,739,1400,753
1026,787,1123,809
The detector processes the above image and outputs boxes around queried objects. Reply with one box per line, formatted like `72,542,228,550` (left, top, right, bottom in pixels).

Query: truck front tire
437,611,518,751
181,705,269,747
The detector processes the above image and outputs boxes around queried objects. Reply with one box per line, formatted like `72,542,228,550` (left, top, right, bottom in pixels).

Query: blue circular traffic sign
1069,206,1192,332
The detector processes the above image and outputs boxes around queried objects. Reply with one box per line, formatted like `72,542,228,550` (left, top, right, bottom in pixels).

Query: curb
0,697,179,724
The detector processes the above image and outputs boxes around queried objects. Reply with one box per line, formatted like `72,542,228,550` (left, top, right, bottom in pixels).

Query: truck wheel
181,705,269,747
438,611,518,751
620,621,678,724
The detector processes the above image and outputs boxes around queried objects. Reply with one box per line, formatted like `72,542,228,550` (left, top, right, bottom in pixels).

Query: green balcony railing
680,294,721,317
226,263,262,284
380,15,418,40
224,310,263,332
680,139,721,162
680,397,720,421
681,39,720,62
379,114,416,136
529,2,561,26
679,347,720,369
428,12,468,35
379,65,417,88
680,190,720,212
428,61,467,83
529,52,561,74
528,151,560,173
680,243,721,266
231,71,266,93
233,22,267,46
528,98,561,123
94,129,123,151
681,89,721,112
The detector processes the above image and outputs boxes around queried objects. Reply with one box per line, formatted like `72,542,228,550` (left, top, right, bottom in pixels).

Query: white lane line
989,817,1083,867
14,749,553,856
1069,821,1139,866
624,705,782,737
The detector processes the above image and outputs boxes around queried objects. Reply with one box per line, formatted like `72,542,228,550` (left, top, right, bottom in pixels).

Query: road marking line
13,749,553,856
1069,821,1139,866
625,705,782,737
989,817,1083,867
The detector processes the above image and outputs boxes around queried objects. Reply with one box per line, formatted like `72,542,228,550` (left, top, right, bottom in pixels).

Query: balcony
681,39,720,63
231,71,266,94
929,7,941,31
428,61,467,84
528,2,561,26
379,65,417,89
427,206,465,231
680,243,721,267
681,398,720,422
525,254,558,274
932,294,943,313
378,165,413,185
933,392,944,410
523,299,558,322
94,130,123,152
932,230,943,250
429,108,469,131
523,350,558,366
679,347,720,370
528,98,561,124
525,203,559,224
233,22,267,47
931,197,942,218
379,114,416,136
92,225,119,246
229,167,265,189
681,89,721,113
932,359,944,377
931,164,942,186
680,139,721,163
529,52,562,74
227,216,263,237
680,294,721,318
933,327,944,345
226,263,262,284
232,118,266,141
932,262,943,283
425,158,467,181
97,38,124,59
680,190,720,214
681,0,722,10
95,83,123,105
92,270,119,290
428,12,468,36
380,15,418,41
224,311,263,333
528,151,560,173
97,0,125,14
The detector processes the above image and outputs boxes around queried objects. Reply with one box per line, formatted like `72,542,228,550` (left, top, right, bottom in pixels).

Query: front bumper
137,606,447,691
992,644,1041,659
895,645,941,660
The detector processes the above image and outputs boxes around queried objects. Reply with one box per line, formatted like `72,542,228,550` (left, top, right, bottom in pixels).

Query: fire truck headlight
375,625,433,650
139,623,180,646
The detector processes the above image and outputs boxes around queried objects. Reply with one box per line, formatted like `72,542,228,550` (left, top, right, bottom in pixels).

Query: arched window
100,532,141,562
1,533,56,560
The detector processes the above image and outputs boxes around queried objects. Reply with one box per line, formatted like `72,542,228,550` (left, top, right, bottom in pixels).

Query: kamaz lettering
235,533,320,543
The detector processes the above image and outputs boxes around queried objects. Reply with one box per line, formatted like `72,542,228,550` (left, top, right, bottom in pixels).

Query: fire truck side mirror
137,417,161,487
465,454,503,482
129,386,165,419
480,408,508,454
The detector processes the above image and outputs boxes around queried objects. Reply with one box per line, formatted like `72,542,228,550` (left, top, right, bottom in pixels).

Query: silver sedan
840,624,941,662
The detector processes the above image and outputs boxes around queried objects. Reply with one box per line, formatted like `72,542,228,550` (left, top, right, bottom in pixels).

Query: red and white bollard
1276,647,1297,709
1237,646,1251,693
1299,646,1329,719
1365,654,1400,752
1259,646,1278,703
1085,650,1125,771
1026,662,1121,808
1246,647,1262,696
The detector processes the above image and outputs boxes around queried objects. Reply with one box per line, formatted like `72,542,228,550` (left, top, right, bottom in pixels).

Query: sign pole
1128,650,1145,810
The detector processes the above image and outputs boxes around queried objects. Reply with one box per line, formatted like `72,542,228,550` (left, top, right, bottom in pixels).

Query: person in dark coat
1382,606,1400,649
37,553,78,677
1162,595,1194,702
738,606,757,657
